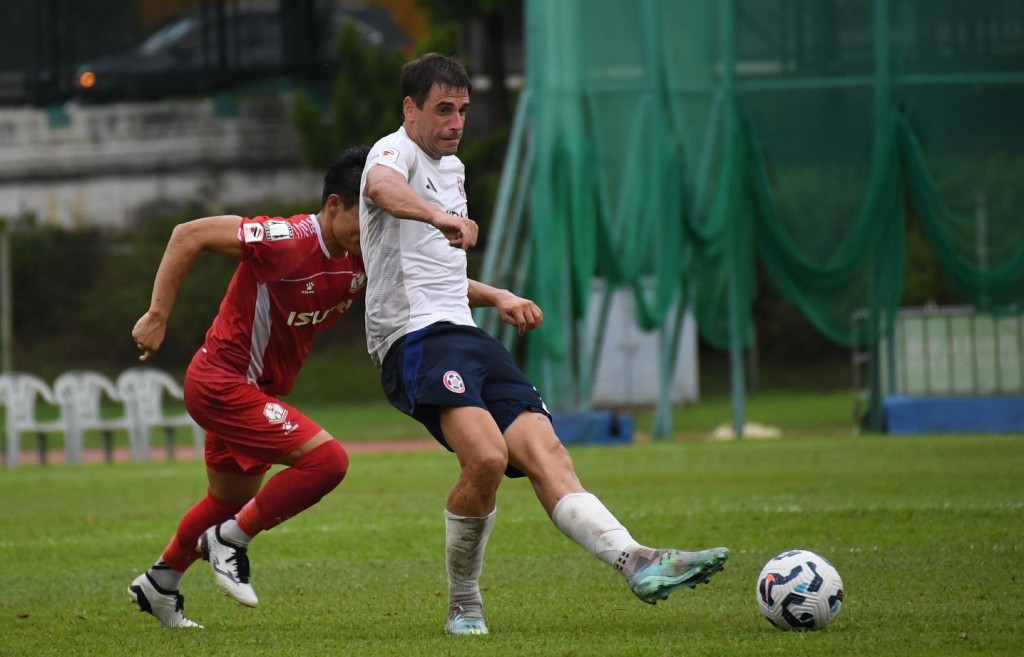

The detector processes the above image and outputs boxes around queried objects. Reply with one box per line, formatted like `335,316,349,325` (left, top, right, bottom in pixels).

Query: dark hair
400,52,472,108
321,145,370,208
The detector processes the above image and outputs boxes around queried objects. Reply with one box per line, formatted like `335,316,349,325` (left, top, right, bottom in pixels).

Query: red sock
161,493,245,572
236,440,349,536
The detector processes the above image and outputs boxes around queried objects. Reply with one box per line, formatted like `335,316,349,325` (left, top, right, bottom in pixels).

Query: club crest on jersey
377,147,399,163
350,273,367,291
443,370,466,394
263,220,294,241
242,223,265,243
457,176,466,199
263,402,288,424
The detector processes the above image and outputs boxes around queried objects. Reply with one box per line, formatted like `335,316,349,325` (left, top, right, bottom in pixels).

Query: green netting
484,0,1024,421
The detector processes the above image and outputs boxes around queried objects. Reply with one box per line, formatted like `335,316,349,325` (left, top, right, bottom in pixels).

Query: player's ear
403,96,417,120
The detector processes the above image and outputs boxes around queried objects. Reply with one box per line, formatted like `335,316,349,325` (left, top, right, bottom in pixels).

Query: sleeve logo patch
377,147,399,163
264,220,294,242
242,223,265,243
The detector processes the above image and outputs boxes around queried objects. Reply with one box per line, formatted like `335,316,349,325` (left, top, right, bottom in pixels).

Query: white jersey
360,126,475,367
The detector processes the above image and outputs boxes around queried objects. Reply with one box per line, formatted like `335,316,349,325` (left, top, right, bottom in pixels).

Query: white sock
218,518,252,548
148,560,183,591
445,508,496,608
552,492,654,575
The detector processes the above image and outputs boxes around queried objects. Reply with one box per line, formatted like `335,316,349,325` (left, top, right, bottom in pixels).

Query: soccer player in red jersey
127,146,369,628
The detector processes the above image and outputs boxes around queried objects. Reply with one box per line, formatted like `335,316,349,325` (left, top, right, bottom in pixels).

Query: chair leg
3,429,18,468
102,430,115,464
192,423,205,458
165,427,176,461
129,425,150,463
36,433,48,466
64,426,84,466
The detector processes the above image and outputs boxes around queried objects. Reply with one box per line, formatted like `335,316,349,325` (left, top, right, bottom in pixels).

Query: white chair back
0,372,64,468
117,368,204,462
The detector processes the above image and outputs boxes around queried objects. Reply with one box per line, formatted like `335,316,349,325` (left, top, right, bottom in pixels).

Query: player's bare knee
513,433,571,474
552,442,576,470
462,450,508,484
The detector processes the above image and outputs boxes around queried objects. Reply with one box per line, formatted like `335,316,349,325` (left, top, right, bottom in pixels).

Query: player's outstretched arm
468,279,543,336
364,164,478,249
133,215,244,361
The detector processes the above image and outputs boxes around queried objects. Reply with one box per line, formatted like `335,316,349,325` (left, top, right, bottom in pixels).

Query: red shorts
184,373,323,476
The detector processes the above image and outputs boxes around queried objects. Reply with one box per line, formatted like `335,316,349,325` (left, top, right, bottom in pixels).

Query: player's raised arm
364,164,478,249
468,279,543,335
132,215,243,361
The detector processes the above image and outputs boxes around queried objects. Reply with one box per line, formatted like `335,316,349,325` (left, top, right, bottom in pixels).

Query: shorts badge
263,402,288,424
443,370,466,394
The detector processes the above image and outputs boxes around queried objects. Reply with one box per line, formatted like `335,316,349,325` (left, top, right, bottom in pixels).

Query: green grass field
300,389,858,444
2,432,1022,656
4,388,859,458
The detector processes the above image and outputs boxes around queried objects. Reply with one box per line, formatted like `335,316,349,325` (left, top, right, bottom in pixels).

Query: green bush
3,214,225,379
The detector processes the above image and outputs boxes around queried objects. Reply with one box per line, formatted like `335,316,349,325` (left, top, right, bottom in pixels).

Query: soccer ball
756,549,844,631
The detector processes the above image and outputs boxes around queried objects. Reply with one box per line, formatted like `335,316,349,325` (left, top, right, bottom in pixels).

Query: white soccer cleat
199,526,259,607
128,573,203,628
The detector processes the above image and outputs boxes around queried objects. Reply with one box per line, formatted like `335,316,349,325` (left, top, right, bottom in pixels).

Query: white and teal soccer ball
756,549,844,631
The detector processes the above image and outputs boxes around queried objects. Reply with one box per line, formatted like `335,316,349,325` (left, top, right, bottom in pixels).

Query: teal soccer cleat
627,547,730,604
445,602,489,635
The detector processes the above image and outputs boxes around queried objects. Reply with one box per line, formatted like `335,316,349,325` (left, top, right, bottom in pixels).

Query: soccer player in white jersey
359,53,730,636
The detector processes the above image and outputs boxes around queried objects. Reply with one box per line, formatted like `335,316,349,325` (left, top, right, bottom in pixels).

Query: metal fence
888,306,1024,396
0,0,410,106
853,305,1024,427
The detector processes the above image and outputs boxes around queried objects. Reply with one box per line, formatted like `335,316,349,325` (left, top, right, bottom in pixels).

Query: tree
291,24,407,170
418,0,521,123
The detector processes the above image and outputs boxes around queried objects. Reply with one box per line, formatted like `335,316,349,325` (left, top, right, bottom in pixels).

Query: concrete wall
0,97,324,229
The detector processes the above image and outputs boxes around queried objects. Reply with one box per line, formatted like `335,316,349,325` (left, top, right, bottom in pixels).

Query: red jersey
188,214,366,396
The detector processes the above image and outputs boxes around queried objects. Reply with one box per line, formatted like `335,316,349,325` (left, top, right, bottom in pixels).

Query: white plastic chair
117,368,204,462
52,370,133,465
0,372,65,468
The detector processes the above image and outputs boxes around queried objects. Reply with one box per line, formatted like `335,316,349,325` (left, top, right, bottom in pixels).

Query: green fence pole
653,297,688,439
474,89,531,331
872,0,894,427
721,0,746,440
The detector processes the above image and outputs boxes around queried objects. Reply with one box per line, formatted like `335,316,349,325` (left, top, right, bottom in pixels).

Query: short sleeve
238,215,316,282
367,139,413,180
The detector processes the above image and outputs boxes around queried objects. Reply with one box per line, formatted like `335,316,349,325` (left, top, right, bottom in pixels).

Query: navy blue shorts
380,322,551,477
